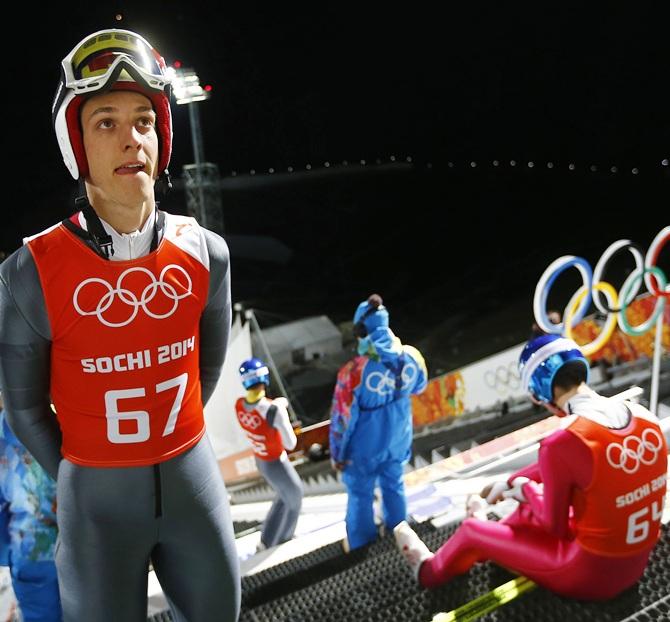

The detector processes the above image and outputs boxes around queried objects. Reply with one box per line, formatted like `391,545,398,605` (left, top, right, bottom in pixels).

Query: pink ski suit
419,395,667,600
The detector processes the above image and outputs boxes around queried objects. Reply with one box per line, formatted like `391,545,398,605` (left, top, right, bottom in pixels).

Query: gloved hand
481,477,530,504
481,481,510,504
465,494,489,520
502,477,530,503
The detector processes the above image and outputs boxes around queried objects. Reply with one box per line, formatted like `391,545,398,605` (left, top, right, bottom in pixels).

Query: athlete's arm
0,247,62,480
521,429,593,539
199,230,231,406
270,397,297,450
509,461,541,483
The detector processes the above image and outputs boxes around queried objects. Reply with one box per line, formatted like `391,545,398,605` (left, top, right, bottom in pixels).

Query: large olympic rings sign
484,361,520,395
534,226,669,356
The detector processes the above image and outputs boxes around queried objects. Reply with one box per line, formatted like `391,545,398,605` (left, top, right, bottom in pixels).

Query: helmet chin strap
75,184,115,259
74,178,165,260
155,169,172,206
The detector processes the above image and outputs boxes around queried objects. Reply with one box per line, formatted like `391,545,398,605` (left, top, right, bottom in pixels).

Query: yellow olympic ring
563,281,619,356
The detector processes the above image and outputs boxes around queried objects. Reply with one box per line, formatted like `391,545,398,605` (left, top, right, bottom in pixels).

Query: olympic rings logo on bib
73,265,193,328
533,226,669,356
606,428,664,474
239,412,262,430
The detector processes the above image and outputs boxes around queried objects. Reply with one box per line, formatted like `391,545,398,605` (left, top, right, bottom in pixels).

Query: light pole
167,65,224,235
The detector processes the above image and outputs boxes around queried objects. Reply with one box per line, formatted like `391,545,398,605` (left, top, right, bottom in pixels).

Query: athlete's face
81,90,159,211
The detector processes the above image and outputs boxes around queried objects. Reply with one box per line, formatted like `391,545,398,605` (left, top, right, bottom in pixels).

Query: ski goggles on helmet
61,29,170,96
239,360,271,389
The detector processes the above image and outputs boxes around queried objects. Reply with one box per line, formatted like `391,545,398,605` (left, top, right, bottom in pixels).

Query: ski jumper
420,394,668,600
235,396,303,547
0,211,240,622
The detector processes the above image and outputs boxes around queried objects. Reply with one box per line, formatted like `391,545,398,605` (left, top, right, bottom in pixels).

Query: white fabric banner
459,342,527,411
204,313,254,459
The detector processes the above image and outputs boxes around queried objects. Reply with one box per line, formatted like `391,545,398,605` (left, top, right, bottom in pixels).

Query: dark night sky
6,3,669,372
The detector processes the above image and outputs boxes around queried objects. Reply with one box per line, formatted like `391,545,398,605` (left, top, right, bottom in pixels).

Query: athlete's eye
137,116,155,128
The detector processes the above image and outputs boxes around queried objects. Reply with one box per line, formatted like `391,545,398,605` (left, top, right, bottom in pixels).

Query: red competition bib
235,397,284,461
27,214,211,467
568,406,667,556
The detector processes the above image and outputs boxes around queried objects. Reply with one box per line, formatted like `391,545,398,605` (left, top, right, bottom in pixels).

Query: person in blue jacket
0,393,62,622
329,294,427,550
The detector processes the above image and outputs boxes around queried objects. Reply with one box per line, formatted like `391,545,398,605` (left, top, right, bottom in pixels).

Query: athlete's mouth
115,162,146,175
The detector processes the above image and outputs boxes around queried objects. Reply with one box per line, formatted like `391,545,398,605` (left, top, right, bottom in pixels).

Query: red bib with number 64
27,214,210,467
567,405,667,556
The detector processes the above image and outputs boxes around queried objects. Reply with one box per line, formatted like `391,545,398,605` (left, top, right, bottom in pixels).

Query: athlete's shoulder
202,227,230,270
164,214,230,270
0,245,37,282
161,213,210,270
542,426,582,451
626,400,662,427
256,397,274,416
0,245,51,339
234,396,246,410
22,221,64,246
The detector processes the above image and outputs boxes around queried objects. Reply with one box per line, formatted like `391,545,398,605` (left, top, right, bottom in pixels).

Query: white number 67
104,373,188,444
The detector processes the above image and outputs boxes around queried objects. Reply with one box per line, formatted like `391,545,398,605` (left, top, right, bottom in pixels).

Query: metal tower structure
169,65,224,236
182,162,224,234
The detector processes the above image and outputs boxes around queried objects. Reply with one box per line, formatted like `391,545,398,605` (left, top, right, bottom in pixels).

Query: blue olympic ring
533,226,669,354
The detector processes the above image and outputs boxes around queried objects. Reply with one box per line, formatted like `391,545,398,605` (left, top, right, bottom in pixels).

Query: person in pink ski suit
394,334,667,600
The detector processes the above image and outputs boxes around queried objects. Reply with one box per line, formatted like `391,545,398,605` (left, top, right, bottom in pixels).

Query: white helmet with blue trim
53,28,173,181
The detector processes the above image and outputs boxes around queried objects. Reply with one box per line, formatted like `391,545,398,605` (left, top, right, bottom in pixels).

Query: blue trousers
342,458,407,549
1,407,61,622
0,505,61,622
9,558,62,622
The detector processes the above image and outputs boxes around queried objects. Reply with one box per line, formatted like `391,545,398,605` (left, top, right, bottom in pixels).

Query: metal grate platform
235,522,670,622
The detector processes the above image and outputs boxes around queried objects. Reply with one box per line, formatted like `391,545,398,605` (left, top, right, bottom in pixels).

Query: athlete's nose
121,123,143,152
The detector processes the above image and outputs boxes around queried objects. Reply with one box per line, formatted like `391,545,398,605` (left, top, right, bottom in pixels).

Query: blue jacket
0,409,58,565
329,331,427,467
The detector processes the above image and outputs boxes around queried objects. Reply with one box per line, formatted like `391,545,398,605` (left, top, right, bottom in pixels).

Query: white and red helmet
52,28,173,180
